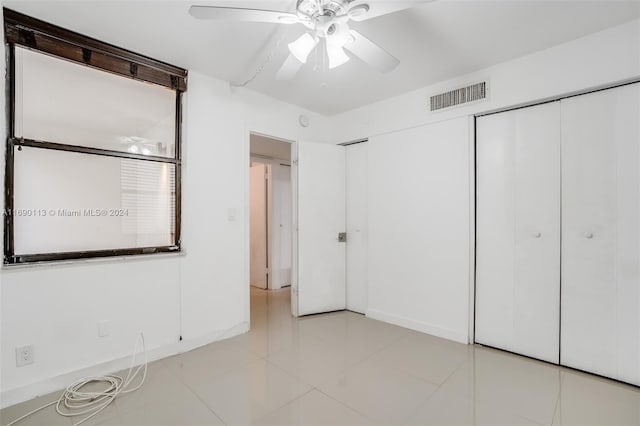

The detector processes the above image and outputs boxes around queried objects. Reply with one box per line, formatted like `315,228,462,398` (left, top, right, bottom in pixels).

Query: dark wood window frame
3,8,187,264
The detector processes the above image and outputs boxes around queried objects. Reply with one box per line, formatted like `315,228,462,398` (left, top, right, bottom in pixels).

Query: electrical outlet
15,345,34,367
98,320,110,338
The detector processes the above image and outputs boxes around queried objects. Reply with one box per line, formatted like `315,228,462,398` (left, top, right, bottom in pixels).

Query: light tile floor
2,287,639,426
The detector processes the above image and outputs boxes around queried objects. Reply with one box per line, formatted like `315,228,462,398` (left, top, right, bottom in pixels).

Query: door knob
584,232,594,239
533,232,542,238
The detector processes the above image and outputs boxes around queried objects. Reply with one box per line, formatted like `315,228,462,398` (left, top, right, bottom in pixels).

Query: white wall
0,49,329,407
335,16,639,346
345,143,368,314
367,117,471,343
329,18,640,143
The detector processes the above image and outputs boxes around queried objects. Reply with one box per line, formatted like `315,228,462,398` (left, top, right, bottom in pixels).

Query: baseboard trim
0,322,249,409
366,309,469,344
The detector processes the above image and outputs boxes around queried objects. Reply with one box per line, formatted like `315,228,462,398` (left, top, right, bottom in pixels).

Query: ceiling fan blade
344,30,399,73
189,6,301,24
276,54,303,80
288,33,319,63
327,45,350,69
348,1,432,22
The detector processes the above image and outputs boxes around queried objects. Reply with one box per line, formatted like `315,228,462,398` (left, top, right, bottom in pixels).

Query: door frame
250,155,294,291
247,132,298,317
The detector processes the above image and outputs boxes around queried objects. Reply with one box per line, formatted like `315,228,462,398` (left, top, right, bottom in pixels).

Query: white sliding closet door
561,83,640,386
476,102,561,363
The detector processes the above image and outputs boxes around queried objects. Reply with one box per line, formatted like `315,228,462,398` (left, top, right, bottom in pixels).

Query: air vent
430,82,487,112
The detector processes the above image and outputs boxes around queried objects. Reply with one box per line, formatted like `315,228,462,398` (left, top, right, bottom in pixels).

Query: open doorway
249,133,293,322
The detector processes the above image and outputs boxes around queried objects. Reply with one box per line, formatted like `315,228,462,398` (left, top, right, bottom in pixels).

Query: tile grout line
163,339,313,425
360,336,470,392
312,387,380,425
153,360,229,425
548,368,564,426
250,388,316,424
324,328,412,375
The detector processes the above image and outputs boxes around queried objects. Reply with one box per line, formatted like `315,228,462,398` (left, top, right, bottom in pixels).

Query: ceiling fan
189,0,417,79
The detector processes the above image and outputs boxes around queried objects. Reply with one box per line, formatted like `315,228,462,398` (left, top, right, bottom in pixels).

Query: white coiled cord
6,333,147,426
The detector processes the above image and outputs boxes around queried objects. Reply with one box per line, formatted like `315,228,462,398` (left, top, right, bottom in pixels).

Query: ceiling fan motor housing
296,0,355,19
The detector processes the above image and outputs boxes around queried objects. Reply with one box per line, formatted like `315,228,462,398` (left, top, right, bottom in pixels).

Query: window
3,9,187,264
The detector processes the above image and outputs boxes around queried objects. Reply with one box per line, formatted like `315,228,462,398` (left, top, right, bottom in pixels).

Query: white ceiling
250,133,292,160
6,1,640,115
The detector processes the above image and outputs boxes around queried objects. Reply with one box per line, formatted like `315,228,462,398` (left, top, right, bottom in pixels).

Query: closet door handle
584,232,594,239
533,232,542,238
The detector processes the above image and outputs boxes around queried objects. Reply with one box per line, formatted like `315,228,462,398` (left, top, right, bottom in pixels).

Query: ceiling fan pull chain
321,38,328,88
313,37,320,71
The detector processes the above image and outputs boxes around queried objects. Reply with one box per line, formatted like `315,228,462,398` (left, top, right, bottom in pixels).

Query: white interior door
476,102,561,363
295,142,346,316
270,163,292,290
346,142,368,314
249,162,268,289
561,83,640,386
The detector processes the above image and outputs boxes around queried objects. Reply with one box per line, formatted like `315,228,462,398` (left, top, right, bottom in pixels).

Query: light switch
227,208,237,222
98,320,110,338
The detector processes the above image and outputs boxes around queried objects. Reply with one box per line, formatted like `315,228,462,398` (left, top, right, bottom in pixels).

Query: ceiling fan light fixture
288,33,318,63
326,21,354,48
189,1,401,79
327,45,350,69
